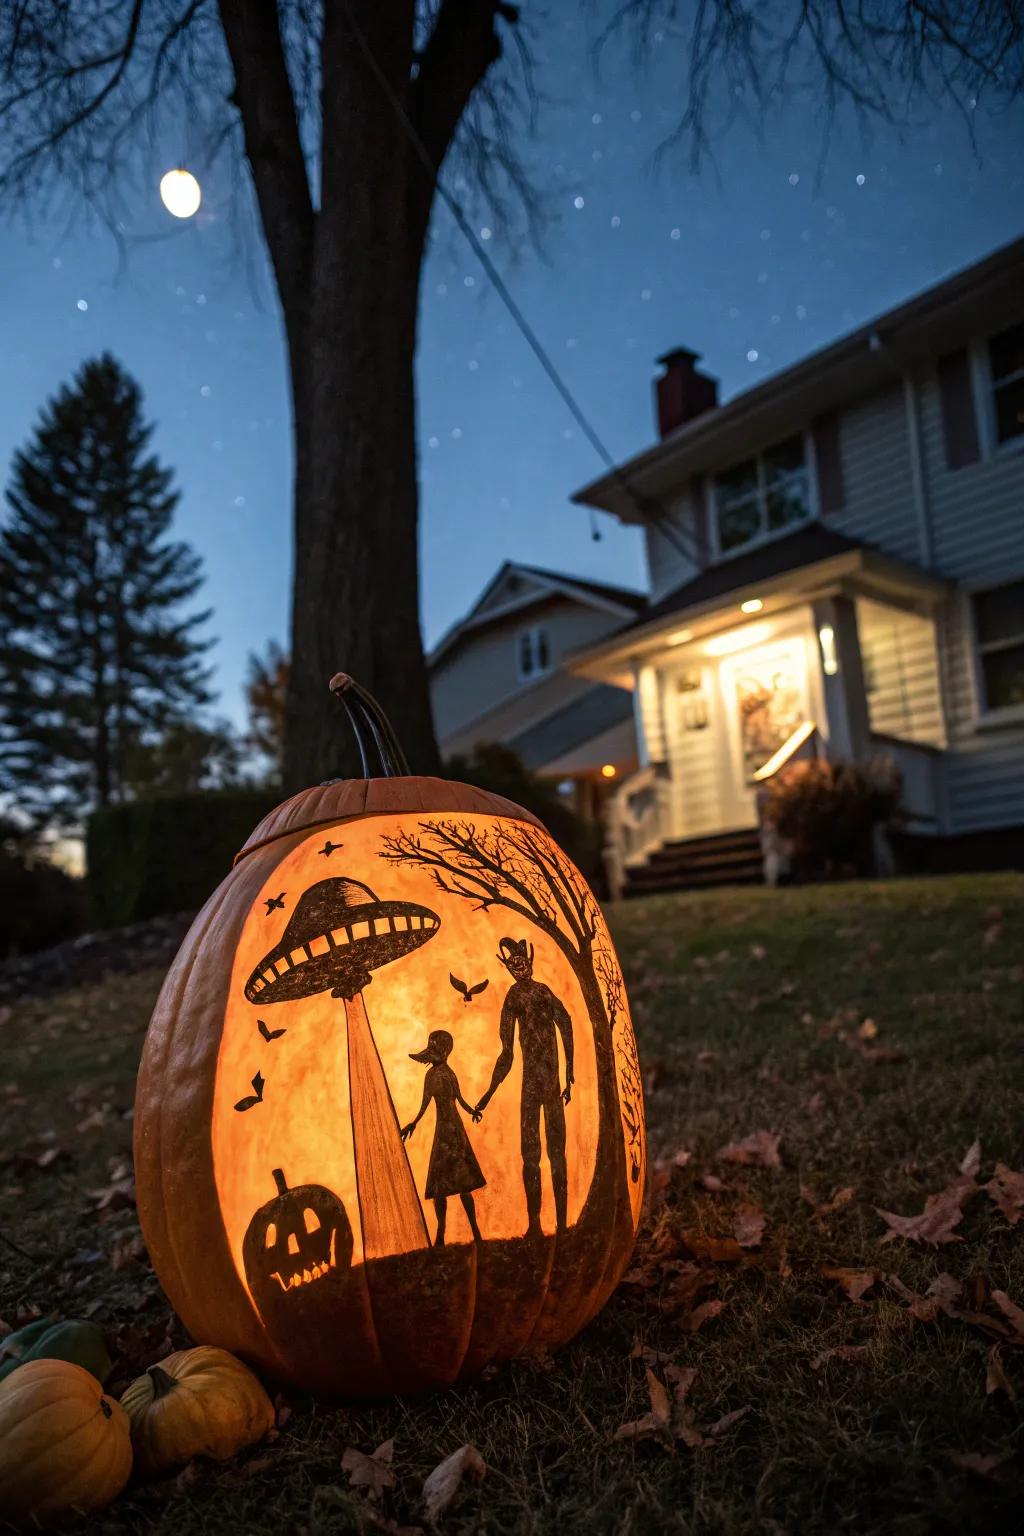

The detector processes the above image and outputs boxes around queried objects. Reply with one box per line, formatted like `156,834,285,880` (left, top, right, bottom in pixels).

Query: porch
570,526,950,894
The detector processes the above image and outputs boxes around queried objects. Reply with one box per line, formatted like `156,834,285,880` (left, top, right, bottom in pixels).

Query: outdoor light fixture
819,623,839,675
667,628,693,646
740,598,764,614
133,675,644,1399
159,168,202,219
600,763,617,778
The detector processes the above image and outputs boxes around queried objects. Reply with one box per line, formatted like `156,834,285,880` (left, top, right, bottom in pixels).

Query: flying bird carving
317,840,343,857
263,893,286,914
449,973,489,1003
257,1019,286,1042
234,1071,265,1112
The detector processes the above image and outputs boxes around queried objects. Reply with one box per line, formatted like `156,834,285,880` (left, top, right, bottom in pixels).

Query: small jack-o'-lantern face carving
242,1168,354,1298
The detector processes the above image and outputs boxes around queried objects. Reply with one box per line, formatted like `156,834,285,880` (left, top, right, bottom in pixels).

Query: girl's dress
421,1063,485,1199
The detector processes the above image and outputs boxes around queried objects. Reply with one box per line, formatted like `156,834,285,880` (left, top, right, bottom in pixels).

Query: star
264,893,286,914
318,840,343,857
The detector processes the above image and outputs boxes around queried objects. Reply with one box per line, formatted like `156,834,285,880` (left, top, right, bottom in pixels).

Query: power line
339,2,700,569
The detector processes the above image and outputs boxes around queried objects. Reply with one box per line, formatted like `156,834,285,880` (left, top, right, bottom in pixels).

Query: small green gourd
0,1317,112,1384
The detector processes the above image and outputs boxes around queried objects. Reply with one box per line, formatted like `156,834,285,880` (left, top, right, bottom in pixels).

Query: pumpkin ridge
11,1396,117,1496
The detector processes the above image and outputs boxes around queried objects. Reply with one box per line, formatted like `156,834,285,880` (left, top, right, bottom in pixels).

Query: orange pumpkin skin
120,1346,274,1477
0,1358,132,1523
134,777,645,1397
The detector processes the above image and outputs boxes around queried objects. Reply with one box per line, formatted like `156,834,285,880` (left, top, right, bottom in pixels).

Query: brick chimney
654,348,719,438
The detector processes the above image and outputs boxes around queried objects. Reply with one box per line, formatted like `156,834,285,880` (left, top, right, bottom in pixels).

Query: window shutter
690,475,709,567
937,348,980,470
811,412,844,515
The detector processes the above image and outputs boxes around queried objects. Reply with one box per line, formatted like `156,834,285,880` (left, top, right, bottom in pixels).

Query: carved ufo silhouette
245,876,440,1005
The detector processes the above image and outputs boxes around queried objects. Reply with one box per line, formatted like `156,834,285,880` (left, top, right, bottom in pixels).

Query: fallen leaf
857,1018,878,1039
733,1203,766,1248
945,1450,1020,1487
683,1299,724,1334
984,1164,1024,1226
810,1345,867,1369
665,1364,703,1447
876,1175,976,1246
696,1049,718,1064
991,1290,1024,1342
422,1444,485,1523
342,1440,395,1496
820,1266,878,1303
986,1345,1016,1400
718,1131,781,1169
749,943,766,961
802,1184,855,1220
959,1140,982,1178
705,1405,751,1437
700,1172,727,1192
613,1366,673,1445
805,1091,826,1115
683,1231,743,1262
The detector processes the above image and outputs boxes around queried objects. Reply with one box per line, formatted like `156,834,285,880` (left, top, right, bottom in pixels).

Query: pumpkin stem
271,1167,288,1196
147,1366,178,1400
328,674,410,780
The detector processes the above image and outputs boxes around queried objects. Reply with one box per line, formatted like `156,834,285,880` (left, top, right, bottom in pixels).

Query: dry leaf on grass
683,1231,743,1262
700,1172,727,1193
718,1130,781,1169
682,1299,724,1334
885,1272,962,1322
959,1140,982,1177
820,1266,878,1303
802,1184,855,1220
876,1174,976,1246
613,1366,672,1444
985,1164,1024,1226
810,1344,868,1369
945,1450,1021,1487
422,1444,485,1524
705,1405,751,1437
342,1440,395,1496
986,1346,1016,1400
733,1203,767,1248
991,1290,1024,1343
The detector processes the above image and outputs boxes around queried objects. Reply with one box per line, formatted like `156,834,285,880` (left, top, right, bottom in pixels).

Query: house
570,237,1024,893
428,562,645,817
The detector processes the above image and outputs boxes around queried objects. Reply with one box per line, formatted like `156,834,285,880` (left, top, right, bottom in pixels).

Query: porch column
812,595,872,761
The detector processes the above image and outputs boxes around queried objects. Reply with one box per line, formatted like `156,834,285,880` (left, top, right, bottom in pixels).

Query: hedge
87,787,281,928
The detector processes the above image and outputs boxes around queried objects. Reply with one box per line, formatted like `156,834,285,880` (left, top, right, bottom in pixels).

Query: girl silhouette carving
401,1030,485,1246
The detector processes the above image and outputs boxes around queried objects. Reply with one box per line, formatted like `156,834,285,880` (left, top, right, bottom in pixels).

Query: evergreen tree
0,354,212,828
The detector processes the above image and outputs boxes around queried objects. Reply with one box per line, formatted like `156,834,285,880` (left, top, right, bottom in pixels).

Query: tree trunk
572,956,629,1220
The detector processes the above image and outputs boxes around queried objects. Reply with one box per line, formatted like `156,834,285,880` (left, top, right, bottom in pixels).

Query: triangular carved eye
264,1222,277,1249
287,1232,300,1255
303,1209,320,1233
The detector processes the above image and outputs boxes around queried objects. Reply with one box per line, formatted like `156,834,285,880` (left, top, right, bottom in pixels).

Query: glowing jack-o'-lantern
134,675,645,1397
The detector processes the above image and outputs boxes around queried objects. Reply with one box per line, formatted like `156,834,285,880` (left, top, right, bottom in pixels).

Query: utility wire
340,2,700,568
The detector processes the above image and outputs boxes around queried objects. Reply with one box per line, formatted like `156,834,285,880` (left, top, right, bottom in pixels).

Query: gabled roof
428,560,646,670
574,235,1024,522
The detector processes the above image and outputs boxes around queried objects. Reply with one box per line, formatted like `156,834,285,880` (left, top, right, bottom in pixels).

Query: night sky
4,10,1023,727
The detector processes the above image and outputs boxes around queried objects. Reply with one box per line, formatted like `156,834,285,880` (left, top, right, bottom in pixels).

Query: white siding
635,664,665,762
831,385,923,562
918,357,1024,833
643,493,701,602
662,664,726,837
857,598,945,748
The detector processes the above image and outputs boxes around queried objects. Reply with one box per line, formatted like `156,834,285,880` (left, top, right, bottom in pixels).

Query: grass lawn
1,873,1022,1534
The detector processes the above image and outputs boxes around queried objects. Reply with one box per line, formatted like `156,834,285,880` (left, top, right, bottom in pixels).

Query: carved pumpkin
120,1346,274,1478
135,675,645,1397
0,1358,132,1523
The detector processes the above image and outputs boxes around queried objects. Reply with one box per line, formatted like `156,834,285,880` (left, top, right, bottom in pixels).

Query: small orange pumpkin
120,1346,274,1477
0,1357,132,1523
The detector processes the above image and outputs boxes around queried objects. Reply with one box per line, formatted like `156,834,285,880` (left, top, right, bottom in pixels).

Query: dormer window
713,434,812,558
517,625,550,681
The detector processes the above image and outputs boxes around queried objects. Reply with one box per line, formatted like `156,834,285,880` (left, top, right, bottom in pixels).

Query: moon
159,168,202,220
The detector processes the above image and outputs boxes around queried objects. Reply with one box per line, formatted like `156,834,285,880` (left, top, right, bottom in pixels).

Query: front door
717,635,811,827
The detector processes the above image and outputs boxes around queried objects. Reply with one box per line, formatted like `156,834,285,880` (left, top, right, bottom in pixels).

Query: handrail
752,720,818,782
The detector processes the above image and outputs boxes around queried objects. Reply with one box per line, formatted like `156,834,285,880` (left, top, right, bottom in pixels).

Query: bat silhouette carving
449,973,489,1003
257,1019,286,1042
234,1071,265,1112
264,893,286,914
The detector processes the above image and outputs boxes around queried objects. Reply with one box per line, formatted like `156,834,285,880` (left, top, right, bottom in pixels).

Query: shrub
760,756,902,878
0,842,87,957
87,787,280,928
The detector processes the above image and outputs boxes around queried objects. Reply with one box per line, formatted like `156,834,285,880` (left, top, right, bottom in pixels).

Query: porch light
667,628,693,646
601,763,617,779
818,623,839,675
740,598,763,614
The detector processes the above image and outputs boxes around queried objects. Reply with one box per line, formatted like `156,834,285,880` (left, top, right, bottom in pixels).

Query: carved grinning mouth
270,1226,338,1292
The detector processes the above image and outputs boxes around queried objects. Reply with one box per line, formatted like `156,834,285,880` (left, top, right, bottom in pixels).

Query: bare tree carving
379,818,631,1223
595,943,643,1188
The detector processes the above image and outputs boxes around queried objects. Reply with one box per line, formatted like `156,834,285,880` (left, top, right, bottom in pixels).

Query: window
713,434,812,556
517,625,550,680
988,321,1024,447
972,580,1024,712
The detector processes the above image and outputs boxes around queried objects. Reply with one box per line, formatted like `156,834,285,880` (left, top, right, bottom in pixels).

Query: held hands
400,1122,415,1142
470,1107,483,1123
562,1073,574,1106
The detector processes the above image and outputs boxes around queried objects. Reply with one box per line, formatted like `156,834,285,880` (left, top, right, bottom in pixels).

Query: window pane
982,642,1024,710
718,499,761,552
974,581,1024,646
714,459,757,509
519,632,533,675
536,628,550,671
767,474,811,531
763,434,804,479
989,321,1024,385
994,374,1024,445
